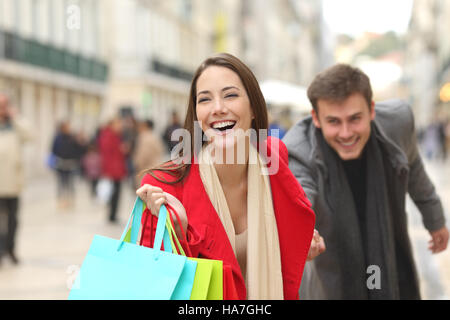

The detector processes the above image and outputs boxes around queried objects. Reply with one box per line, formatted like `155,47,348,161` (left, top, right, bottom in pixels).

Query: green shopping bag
165,204,223,300
68,198,197,300
187,257,213,299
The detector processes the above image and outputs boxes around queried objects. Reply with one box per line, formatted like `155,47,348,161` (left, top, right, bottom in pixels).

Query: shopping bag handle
117,197,167,253
166,203,193,257
118,197,144,250
165,213,185,256
163,203,195,258
152,205,169,251
161,206,181,255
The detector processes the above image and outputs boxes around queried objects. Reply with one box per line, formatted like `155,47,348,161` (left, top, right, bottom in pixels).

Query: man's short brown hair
307,63,373,111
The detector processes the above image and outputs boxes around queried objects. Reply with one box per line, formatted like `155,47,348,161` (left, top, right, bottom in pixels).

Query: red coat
98,127,127,180
140,137,315,300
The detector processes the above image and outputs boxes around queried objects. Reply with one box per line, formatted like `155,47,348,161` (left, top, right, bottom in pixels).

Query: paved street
406,157,450,299
0,158,449,300
0,171,137,299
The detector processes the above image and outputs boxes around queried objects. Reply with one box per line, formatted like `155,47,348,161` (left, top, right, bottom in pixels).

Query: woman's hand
307,229,326,261
136,184,188,239
136,184,167,216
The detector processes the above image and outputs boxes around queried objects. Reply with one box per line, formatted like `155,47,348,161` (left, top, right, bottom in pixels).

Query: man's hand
429,226,449,254
307,229,326,261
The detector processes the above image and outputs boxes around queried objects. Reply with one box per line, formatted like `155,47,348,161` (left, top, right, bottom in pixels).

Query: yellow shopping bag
165,204,223,300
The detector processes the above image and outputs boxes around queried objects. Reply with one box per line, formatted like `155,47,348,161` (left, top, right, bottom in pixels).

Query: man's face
311,92,375,160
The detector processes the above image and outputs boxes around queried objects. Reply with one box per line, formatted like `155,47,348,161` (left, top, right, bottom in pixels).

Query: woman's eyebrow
197,90,210,96
197,86,240,96
222,86,240,92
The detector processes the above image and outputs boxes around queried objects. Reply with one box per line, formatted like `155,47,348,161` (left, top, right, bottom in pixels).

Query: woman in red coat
98,117,128,222
137,53,321,299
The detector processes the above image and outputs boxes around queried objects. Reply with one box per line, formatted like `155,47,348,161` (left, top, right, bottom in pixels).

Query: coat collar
372,119,409,175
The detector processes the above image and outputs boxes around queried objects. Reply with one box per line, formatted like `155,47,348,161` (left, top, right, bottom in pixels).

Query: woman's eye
225,94,238,99
197,97,209,103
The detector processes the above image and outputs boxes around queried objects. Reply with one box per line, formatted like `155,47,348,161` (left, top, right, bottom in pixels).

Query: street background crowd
0,0,450,299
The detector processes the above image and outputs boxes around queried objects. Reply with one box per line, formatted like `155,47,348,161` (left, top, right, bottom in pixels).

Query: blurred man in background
132,119,164,187
51,121,84,209
283,64,448,299
0,93,32,266
163,111,182,154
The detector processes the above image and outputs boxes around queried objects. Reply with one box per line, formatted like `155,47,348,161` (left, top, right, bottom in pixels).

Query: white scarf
198,144,284,299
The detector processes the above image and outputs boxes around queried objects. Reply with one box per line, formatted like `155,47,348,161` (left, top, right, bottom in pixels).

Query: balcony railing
0,30,108,82
150,58,193,82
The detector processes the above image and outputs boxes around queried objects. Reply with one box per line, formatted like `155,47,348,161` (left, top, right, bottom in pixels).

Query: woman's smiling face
195,66,254,151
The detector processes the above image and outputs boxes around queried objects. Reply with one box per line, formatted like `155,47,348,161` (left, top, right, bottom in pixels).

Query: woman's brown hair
141,52,268,184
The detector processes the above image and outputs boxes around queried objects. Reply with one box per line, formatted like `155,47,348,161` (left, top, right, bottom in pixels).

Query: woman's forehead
196,66,244,93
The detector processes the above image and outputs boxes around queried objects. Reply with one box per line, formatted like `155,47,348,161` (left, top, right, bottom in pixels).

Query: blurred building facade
0,0,331,178
105,0,330,134
204,0,332,122
220,0,331,87
101,0,215,134
405,0,450,126
0,0,108,177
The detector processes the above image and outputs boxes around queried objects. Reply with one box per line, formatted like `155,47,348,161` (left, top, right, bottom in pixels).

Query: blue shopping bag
68,198,197,300
161,223,198,300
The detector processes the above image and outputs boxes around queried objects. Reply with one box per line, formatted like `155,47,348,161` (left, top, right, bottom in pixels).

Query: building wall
405,0,450,125
239,0,326,85
0,0,331,177
102,0,215,135
0,0,107,178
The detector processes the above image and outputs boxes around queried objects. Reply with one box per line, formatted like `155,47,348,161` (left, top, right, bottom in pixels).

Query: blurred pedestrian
81,142,102,199
268,111,287,139
283,64,449,299
136,53,316,300
51,121,83,209
279,107,293,132
422,119,441,160
445,118,450,161
98,117,128,223
132,119,164,187
121,114,138,188
163,110,182,154
0,93,32,266
438,118,448,161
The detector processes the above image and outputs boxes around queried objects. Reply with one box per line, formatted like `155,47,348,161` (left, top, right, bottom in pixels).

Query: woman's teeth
212,121,236,131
